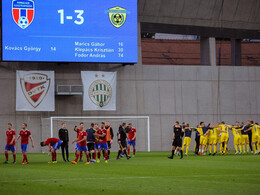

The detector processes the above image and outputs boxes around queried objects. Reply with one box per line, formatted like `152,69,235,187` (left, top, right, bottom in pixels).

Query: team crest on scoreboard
20,73,51,108
12,0,35,29
106,7,128,28
88,79,112,108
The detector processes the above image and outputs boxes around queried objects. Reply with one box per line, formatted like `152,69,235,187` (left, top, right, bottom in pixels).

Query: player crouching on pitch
40,138,63,163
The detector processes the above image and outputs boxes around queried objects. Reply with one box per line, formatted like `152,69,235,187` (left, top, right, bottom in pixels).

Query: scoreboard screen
2,0,138,63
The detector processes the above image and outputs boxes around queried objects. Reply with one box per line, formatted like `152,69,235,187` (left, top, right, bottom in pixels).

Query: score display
2,0,138,63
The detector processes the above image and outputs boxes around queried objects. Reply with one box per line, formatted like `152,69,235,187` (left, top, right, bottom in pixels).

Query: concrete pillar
231,39,242,66
200,37,216,66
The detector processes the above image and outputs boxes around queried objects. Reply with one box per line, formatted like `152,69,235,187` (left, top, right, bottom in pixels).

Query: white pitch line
0,177,153,183
0,174,259,183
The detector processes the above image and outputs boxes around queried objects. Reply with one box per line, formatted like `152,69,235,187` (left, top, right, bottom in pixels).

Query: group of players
3,121,137,164
169,120,260,159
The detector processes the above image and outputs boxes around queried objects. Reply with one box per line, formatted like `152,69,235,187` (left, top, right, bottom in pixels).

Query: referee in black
168,121,184,159
117,123,130,160
58,122,69,162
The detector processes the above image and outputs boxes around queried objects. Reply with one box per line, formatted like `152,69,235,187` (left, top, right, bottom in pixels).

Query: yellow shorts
200,136,208,145
241,135,249,144
252,135,259,143
183,137,191,146
221,134,229,143
209,136,217,145
217,136,221,143
234,135,241,145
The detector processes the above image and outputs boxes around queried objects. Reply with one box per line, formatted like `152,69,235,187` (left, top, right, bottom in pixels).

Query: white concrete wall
0,64,259,153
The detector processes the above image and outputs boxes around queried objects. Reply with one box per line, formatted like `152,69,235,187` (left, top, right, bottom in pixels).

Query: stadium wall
0,63,260,153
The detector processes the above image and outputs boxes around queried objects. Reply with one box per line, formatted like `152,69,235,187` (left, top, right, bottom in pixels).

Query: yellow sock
246,144,249,151
194,144,196,152
220,144,223,152
182,145,185,151
242,145,245,151
253,144,256,153
209,145,212,153
186,146,189,154
214,145,217,153
234,145,238,153
258,144,260,151
239,145,242,152
224,143,227,152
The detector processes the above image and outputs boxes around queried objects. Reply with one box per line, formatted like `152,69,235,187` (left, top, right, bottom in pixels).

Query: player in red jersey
3,123,16,164
127,123,137,157
74,122,84,162
40,138,62,163
15,123,34,164
71,127,90,165
95,122,108,163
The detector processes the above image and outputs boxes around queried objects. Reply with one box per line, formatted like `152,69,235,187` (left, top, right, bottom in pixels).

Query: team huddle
169,120,260,159
3,121,137,164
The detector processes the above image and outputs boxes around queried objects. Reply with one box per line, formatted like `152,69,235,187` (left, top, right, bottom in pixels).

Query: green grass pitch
0,151,260,195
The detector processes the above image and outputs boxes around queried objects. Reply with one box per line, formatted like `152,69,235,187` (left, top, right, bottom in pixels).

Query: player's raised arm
73,126,77,132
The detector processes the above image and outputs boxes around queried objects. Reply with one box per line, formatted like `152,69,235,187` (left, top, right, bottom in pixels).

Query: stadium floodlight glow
50,116,150,152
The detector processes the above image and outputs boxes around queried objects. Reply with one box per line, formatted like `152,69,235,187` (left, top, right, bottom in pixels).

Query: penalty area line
0,177,153,183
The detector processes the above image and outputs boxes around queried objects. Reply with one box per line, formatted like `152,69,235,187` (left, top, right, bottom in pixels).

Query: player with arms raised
15,123,34,164
3,123,16,164
74,123,84,162
71,124,90,165
95,122,109,163
127,123,136,157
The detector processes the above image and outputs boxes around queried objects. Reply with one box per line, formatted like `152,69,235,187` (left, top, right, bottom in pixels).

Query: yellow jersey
210,128,218,137
219,124,229,135
231,127,241,137
251,124,260,136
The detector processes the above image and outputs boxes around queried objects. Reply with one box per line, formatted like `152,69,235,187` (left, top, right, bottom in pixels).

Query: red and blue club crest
12,0,35,29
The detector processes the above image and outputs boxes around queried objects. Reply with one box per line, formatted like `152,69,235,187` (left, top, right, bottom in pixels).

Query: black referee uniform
168,125,183,159
117,125,130,160
59,128,69,162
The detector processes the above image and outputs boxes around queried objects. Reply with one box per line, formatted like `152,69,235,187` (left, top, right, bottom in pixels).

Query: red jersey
97,129,107,143
128,128,136,141
19,130,31,145
45,138,60,146
78,131,87,146
6,130,16,146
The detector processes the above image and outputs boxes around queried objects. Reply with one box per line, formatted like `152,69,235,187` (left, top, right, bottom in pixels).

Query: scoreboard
2,0,138,63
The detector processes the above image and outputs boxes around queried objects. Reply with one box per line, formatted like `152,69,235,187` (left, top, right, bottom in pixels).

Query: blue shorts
21,144,28,152
75,143,79,150
5,145,15,152
128,140,136,146
97,143,108,150
95,143,99,149
78,146,88,152
53,140,62,150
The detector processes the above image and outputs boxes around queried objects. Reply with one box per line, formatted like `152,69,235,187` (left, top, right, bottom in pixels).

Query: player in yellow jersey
229,122,242,155
218,122,229,155
215,122,222,153
182,124,191,156
241,122,250,154
208,124,219,156
248,121,260,154
256,123,260,154
198,122,213,156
